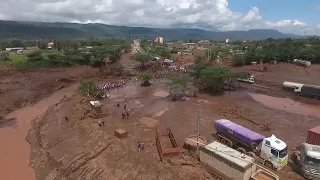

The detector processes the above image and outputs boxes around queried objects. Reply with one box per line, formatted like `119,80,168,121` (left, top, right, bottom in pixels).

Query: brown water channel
0,84,79,180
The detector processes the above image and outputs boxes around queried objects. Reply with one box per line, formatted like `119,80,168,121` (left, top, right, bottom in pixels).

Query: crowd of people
98,78,138,91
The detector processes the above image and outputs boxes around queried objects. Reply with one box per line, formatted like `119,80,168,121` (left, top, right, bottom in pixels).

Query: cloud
265,20,320,35
0,0,262,31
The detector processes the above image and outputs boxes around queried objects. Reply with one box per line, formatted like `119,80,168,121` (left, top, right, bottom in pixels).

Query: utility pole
196,103,200,161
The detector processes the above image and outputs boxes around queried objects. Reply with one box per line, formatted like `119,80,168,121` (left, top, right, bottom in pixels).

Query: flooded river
249,93,320,118
0,84,79,180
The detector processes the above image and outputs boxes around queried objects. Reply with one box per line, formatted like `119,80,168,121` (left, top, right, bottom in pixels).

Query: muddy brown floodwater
249,93,320,118
0,83,79,180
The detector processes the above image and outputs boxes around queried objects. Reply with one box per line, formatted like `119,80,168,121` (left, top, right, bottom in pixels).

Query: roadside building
5,47,24,53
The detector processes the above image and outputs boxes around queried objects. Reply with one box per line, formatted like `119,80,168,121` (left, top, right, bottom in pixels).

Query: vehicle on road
293,126,320,179
282,81,304,91
200,141,279,180
294,84,320,99
214,119,288,170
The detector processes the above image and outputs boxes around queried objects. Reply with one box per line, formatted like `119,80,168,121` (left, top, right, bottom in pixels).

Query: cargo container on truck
294,85,320,99
282,81,304,91
293,125,320,179
214,119,288,170
200,141,279,180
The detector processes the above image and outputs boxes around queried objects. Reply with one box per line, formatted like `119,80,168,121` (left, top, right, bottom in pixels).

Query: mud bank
0,83,79,180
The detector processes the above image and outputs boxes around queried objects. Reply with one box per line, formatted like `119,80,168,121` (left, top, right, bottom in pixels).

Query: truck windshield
306,156,320,166
279,147,288,158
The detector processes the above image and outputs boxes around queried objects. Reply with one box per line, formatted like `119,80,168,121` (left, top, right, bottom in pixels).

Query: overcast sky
0,0,319,35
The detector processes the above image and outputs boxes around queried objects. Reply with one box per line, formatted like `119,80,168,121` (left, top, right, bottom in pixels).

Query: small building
198,40,212,47
185,43,196,49
200,141,256,180
154,36,164,44
47,42,54,49
5,47,24,52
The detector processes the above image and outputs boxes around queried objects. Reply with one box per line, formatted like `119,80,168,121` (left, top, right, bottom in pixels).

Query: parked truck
293,126,320,179
200,141,279,180
294,85,320,99
214,119,288,170
282,81,304,91
293,59,311,67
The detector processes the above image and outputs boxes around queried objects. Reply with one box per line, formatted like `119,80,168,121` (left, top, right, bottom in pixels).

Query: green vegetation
197,66,234,93
135,52,150,64
231,38,320,65
78,80,101,96
168,73,191,94
140,72,152,87
0,39,130,68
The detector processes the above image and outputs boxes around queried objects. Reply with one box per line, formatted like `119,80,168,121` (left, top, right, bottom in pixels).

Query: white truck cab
260,135,288,170
295,143,320,179
294,86,302,93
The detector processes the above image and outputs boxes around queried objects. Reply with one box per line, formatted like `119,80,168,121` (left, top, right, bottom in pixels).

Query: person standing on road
121,112,125,119
126,111,129,119
124,103,127,111
138,141,141,151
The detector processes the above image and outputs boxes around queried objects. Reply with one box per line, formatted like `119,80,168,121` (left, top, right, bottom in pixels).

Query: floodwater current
0,84,79,180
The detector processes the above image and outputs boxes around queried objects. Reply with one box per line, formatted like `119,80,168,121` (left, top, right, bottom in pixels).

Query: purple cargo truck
214,119,265,151
214,119,289,170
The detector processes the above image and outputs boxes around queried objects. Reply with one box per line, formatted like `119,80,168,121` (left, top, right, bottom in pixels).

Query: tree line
0,39,131,68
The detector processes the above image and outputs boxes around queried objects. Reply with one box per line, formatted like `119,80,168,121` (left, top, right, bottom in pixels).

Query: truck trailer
200,141,279,180
294,85,320,99
214,119,288,170
282,81,304,91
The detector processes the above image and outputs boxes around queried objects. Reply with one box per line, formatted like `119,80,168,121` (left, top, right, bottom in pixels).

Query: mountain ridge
0,20,302,40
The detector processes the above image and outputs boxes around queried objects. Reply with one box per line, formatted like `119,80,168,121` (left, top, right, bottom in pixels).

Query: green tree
168,73,191,94
198,66,233,94
78,80,101,96
135,52,150,64
140,72,152,86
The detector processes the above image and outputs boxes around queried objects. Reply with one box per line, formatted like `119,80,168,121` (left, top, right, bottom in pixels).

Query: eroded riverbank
0,83,79,180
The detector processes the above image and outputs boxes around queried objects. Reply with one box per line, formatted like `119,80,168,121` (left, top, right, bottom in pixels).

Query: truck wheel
237,148,246,154
250,142,258,149
226,141,233,147
246,152,256,159
264,161,274,169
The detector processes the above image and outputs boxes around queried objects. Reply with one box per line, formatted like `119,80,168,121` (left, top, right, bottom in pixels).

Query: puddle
153,108,168,117
249,93,320,118
0,83,79,180
153,90,170,97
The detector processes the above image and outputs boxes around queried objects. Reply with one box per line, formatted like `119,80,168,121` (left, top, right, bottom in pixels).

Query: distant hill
0,20,299,40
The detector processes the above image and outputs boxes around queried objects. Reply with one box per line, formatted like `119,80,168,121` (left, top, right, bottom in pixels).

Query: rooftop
204,141,254,168
265,135,287,150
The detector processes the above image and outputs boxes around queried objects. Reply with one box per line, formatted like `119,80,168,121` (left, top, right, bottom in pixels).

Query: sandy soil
2,50,320,180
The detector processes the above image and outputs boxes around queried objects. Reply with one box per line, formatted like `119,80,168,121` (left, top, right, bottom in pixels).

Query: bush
9,54,27,67
140,72,152,86
78,80,101,96
0,52,10,61
168,73,191,94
